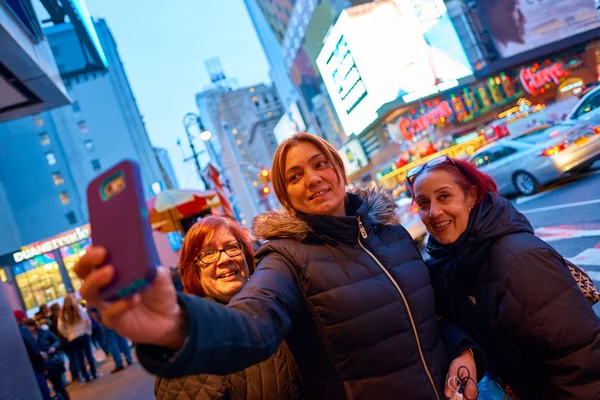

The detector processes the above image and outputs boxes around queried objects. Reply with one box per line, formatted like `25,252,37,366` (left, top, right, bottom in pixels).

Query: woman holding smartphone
75,134,481,400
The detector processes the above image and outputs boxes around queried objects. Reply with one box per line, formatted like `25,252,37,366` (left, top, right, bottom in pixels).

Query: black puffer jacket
138,188,477,400
427,193,600,399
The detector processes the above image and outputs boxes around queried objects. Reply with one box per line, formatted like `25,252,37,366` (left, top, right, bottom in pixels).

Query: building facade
154,147,180,190
0,19,164,314
196,84,283,224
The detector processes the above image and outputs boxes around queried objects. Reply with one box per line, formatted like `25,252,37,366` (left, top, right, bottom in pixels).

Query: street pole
183,112,210,190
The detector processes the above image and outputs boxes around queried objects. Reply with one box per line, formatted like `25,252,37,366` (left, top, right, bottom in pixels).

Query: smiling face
413,169,476,245
284,142,346,217
197,226,250,303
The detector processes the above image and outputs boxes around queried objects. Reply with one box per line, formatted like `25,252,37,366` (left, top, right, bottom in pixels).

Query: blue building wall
0,19,163,253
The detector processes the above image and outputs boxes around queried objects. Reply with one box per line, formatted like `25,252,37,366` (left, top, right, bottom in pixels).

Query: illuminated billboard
273,102,307,144
316,0,473,136
475,0,600,59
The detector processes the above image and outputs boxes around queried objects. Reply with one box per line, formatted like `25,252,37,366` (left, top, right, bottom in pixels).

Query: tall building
0,18,165,319
196,84,283,224
0,19,164,254
154,147,180,190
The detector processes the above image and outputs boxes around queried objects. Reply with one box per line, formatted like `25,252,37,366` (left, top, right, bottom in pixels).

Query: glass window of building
72,101,81,113
39,132,50,146
84,139,95,152
59,192,70,205
66,211,77,225
51,45,60,56
52,172,64,186
13,254,67,311
60,238,90,293
46,152,57,166
78,120,88,133
91,159,101,171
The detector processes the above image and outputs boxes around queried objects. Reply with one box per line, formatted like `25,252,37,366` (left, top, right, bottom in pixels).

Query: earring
468,206,473,212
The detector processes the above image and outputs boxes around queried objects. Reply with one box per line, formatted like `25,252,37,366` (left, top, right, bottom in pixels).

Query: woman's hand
74,246,187,349
445,349,477,399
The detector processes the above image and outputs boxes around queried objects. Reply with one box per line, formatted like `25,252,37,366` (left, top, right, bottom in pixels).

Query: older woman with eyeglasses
409,155,600,399
153,215,302,400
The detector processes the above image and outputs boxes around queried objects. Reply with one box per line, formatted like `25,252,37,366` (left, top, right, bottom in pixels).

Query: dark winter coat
426,193,600,399
155,296,302,400
138,188,478,400
155,340,301,400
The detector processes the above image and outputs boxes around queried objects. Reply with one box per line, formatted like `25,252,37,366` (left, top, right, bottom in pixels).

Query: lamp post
182,112,210,189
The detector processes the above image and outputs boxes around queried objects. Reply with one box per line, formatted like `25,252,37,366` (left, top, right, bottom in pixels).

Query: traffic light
258,168,271,184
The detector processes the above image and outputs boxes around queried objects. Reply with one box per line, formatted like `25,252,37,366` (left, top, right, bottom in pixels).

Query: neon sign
398,101,454,140
519,62,568,95
13,226,90,263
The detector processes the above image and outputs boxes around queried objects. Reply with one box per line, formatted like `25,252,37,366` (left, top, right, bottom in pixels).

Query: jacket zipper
356,216,441,400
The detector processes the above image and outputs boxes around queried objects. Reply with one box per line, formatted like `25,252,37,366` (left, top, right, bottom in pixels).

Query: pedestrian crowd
14,292,136,400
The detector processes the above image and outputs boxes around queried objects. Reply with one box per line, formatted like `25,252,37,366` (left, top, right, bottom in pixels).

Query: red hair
178,216,255,296
413,158,498,206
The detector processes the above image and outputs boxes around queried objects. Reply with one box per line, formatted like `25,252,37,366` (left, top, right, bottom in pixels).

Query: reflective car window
472,151,491,167
574,93,600,118
512,124,575,144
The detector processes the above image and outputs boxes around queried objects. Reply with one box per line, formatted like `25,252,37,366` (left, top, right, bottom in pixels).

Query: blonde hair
59,295,82,326
271,133,347,212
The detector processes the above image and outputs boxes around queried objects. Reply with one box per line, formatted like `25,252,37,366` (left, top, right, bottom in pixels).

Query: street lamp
200,130,212,142
182,112,209,189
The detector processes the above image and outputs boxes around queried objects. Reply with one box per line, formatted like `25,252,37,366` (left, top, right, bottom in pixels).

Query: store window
59,192,70,205
46,152,57,166
52,172,64,186
13,254,67,311
60,238,90,293
39,133,50,146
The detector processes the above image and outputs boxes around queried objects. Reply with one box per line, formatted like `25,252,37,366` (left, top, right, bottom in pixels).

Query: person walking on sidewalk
105,327,133,374
24,318,71,400
49,303,79,384
58,295,100,382
154,216,302,399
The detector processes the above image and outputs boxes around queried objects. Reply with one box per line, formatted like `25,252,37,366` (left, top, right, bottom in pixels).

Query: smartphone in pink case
87,159,158,301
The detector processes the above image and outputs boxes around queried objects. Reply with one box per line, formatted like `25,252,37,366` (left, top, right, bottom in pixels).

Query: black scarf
425,192,533,321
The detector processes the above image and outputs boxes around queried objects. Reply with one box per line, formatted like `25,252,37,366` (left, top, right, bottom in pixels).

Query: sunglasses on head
406,155,459,185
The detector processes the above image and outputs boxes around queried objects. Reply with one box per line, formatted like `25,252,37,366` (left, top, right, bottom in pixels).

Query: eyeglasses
195,242,244,265
406,156,458,185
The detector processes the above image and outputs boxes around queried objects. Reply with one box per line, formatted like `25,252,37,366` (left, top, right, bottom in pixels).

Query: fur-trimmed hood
252,186,399,242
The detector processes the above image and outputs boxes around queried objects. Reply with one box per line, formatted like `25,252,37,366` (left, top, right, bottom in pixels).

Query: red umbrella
147,189,218,233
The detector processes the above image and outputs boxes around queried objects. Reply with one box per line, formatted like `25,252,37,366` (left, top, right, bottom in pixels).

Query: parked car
468,120,600,196
396,196,427,243
568,85,600,121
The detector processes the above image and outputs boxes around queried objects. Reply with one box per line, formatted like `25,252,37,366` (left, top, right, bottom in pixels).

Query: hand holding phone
86,159,158,301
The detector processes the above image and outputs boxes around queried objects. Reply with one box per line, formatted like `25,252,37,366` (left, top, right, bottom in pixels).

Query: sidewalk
66,347,155,400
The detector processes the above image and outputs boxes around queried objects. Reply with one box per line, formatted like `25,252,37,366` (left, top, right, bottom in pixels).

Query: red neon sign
398,101,453,141
519,62,567,95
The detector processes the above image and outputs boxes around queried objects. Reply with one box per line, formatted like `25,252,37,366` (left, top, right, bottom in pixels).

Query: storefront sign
558,77,584,94
519,62,567,95
397,101,454,140
13,226,90,263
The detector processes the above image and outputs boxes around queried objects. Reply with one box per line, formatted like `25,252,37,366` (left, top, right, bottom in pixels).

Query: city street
513,164,600,316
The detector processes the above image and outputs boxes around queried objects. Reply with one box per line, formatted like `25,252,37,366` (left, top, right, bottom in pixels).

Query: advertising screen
475,0,600,59
274,102,307,144
316,0,473,136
